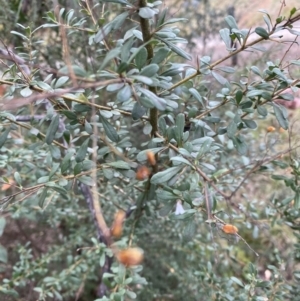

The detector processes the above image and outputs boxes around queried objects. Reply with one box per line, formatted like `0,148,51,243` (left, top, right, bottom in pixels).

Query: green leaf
0,244,7,263
107,161,130,169
11,30,29,41
74,163,82,175
117,85,132,102
159,202,175,217
152,47,169,64
0,217,6,236
287,28,300,36
251,66,262,77
38,187,48,208
183,219,196,242
138,87,167,110
133,29,143,41
256,281,271,288
37,176,50,184
78,175,95,186
212,71,227,85
99,114,119,143
277,93,294,101
175,113,185,145
20,86,33,97
132,102,147,120
75,138,90,163
272,160,289,169
230,276,244,287
233,135,248,155
81,160,96,171
227,121,237,138
225,15,239,29
45,183,68,196
255,27,269,39
216,66,235,73
61,150,74,174
219,28,232,50
294,270,300,280
290,7,297,17
49,162,60,179
273,103,288,130
135,47,148,70
121,36,135,63
103,168,114,180
126,290,137,299
59,65,87,77
257,106,268,116
278,195,294,207
290,60,300,66
151,166,183,184
131,75,153,86
61,110,77,120
49,145,61,160
143,122,152,135
14,172,22,187
45,115,60,145
99,48,121,70
140,64,159,77
271,174,290,181
139,7,156,19
236,90,243,104
242,119,257,129
0,128,10,148
106,82,124,92
95,12,128,43
36,81,52,91
137,147,165,162
197,139,213,158
294,190,300,209
54,76,69,88
170,156,193,167
156,36,192,60
103,0,129,4
263,15,272,32
189,88,203,105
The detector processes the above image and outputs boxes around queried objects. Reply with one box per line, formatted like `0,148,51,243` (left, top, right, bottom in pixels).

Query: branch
0,78,150,121
139,0,158,136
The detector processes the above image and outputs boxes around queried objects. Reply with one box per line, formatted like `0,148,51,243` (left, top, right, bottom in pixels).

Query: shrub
1,1,300,300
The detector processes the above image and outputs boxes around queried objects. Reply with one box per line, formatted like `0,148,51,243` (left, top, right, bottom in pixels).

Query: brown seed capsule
222,224,238,234
146,150,156,166
267,126,276,133
111,210,126,238
116,247,144,266
136,166,150,181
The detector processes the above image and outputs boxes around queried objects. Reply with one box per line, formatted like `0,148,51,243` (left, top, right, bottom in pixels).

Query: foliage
0,0,300,300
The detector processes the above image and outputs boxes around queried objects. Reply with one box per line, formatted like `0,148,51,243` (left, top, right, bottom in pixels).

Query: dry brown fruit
116,247,144,266
146,150,156,166
222,224,238,234
111,210,126,238
136,166,150,180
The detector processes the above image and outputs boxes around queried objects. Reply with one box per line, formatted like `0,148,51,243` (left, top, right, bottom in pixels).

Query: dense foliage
1,1,300,300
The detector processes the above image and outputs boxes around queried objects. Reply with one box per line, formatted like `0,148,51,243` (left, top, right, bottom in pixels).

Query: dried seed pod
222,224,238,234
136,166,150,181
116,247,144,266
111,210,126,238
267,126,276,133
146,150,156,166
